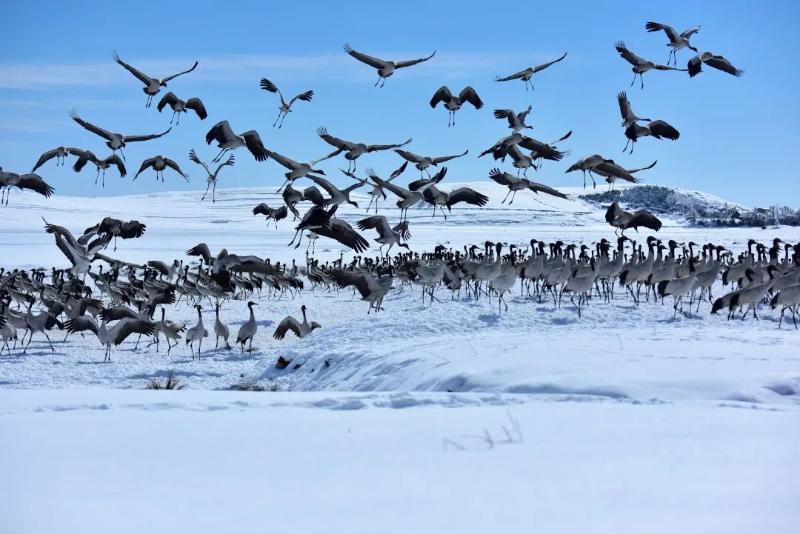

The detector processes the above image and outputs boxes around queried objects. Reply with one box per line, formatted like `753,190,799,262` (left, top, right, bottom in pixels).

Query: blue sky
1,0,798,206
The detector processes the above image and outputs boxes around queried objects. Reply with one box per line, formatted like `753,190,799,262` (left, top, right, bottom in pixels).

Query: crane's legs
212,148,228,163
501,189,512,204
202,181,211,201
273,110,283,128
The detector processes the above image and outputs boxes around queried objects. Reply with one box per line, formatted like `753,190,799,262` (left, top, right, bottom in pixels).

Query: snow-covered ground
2,184,799,533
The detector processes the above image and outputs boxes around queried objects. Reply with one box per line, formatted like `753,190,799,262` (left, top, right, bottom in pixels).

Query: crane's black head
399,243,410,250
247,301,257,307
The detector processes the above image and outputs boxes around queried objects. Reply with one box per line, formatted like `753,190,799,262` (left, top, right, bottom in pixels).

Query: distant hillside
581,185,800,227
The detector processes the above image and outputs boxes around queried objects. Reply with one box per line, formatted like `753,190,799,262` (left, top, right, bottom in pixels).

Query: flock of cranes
2,23,795,363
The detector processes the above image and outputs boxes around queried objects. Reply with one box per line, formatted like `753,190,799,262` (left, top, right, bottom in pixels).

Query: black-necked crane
151,308,184,354
156,92,207,125
343,43,435,87
357,215,411,255
565,154,605,189
368,174,425,221
133,155,189,182
236,301,258,353
288,205,338,249
429,86,483,126
645,21,700,66
594,159,657,189
266,149,331,191
394,148,468,176
82,216,146,251
494,106,533,132
205,120,269,162
488,168,567,204
624,120,679,154
618,91,679,153
687,52,744,78
71,150,127,187
316,127,411,172
188,149,235,203
252,203,288,228
309,174,364,208
66,315,155,362
422,184,489,219
273,305,321,339
0,170,54,204
113,51,198,107
605,202,662,234
495,52,567,91
259,78,314,128
185,304,208,358
566,155,656,188
31,146,79,172
213,303,231,352
329,269,394,313
771,284,800,329
43,220,110,276
479,131,571,168
615,41,687,89
359,162,408,213
70,110,171,161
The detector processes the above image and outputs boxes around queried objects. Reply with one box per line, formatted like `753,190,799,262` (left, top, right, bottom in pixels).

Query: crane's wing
488,168,516,186
617,91,633,123
429,86,452,108
628,160,657,174
206,120,236,145
703,54,744,77
369,176,410,199
495,68,528,82
533,51,567,72
316,127,355,150
69,111,113,140
394,149,424,164
113,51,153,85
273,316,302,340
628,210,663,232
396,50,436,69
306,174,338,197
164,158,189,180
356,215,392,237
124,128,171,143
289,90,314,105
615,42,645,66
528,181,568,199
458,86,483,109
431,149,468,164
161,61,198,83
17,174,54,197
343,43,387,68
133,157,157,179
644,22,681,44
389,160,408,180
314,219,370,253
186,243,212,264
185,98,207,119
647,120,680,140
265,149,301,170
366,138,411,152
493,108,514,123
241,130,270,162
680,26,701,39
104,154,127,177
156,91,180,112
188,149,211,175
445,187,489,209
213,153,235,176
31,148,60,172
